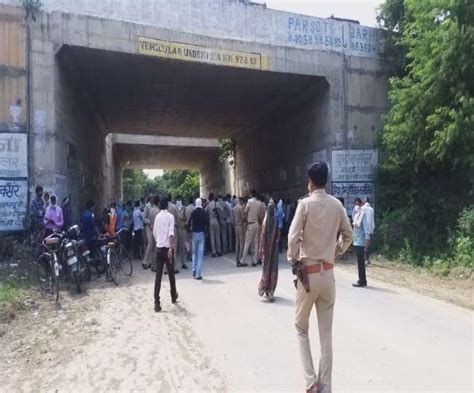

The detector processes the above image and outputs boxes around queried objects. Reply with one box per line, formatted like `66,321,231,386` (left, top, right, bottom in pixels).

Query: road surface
1,254,472,392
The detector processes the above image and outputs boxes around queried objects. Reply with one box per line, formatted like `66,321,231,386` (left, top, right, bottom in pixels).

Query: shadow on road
366,285,398,295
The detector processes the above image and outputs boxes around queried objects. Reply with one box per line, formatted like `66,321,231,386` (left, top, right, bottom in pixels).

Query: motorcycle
61,226,87,293
66,225,92,283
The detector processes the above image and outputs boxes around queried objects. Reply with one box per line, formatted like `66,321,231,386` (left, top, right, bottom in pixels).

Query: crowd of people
29,184,375,293
29,160,376,393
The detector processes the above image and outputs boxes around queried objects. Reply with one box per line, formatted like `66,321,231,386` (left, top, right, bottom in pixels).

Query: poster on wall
0,180,27,231
0,133,27,178
332,182,374,216
331,149,378,182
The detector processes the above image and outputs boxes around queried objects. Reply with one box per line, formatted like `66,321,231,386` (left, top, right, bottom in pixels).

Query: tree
154,170,200,201
122,169,153,202
376,0,474,265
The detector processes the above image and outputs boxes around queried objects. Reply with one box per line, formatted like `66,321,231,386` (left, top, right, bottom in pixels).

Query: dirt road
0,265,226,392
1,254,472,392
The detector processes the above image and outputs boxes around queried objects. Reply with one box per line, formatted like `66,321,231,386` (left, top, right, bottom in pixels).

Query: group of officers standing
140,191,296,272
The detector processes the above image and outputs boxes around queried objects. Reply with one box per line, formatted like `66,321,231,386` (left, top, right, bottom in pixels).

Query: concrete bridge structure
0,0,389,228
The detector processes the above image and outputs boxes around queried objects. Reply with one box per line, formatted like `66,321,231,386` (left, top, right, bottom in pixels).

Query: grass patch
0,278,35,324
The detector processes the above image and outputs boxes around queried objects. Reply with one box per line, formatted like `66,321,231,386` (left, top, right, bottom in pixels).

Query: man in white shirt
362,197,375,265
153,198,178,312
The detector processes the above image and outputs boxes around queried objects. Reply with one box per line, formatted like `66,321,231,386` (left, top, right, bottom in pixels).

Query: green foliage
376,0,474,269
122,169,200,203
218,138,236,165
449,206,474,268
154,170,200,201
122,169,152,202
377,0,409,76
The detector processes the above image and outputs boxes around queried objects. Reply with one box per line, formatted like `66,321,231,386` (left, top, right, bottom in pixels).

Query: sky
143,169,164,179
143,1,383,179
264,0,383,27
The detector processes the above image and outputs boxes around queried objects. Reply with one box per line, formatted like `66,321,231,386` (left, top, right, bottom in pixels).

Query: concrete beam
112,133,220,148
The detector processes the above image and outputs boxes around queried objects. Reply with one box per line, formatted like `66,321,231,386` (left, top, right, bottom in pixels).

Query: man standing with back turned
153,197,178,312
288,162,352,393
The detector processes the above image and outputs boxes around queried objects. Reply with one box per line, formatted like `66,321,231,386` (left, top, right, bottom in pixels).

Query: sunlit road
178,253,473,392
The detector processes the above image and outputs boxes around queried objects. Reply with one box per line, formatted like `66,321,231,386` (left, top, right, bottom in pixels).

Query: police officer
240,189,260,267
176,196,188,270
167,195,180,274
185,197,195,261
218,194,229,254
205,193,222,257
233,197,245,265
288,162,352,393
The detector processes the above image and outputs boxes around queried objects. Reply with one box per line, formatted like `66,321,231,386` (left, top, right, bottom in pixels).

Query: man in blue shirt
352,205,370,287
81,200,98,250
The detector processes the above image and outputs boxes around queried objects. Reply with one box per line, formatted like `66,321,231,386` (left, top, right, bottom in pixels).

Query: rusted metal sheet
0,4,27,132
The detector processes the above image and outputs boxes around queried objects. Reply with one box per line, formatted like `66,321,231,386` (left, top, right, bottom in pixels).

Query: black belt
248,222,257,224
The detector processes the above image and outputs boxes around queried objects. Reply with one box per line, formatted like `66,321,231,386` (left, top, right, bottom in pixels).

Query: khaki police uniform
288,189,352,393
205,200,222,255
233,202,245,263
176,206,188,267
241,197,260,265
167,202,178,270
218,199,229,253
142,204,159,267
184,203,194,254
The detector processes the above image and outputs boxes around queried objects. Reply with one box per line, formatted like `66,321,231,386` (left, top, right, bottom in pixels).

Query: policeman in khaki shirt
233,197,245,264
205,193,222,257
288,161,352,393
240,189,260,267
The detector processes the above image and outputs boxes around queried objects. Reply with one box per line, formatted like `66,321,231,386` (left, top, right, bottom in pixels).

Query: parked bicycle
36,232,61,302
100,228,133,285
36,227,89,302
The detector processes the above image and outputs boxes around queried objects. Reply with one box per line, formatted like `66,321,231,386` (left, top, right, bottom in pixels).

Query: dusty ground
0,255,472,392
336,254,474,310
0,271,226,392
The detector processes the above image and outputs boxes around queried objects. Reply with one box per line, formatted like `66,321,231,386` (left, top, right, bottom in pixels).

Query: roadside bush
449,206,474,268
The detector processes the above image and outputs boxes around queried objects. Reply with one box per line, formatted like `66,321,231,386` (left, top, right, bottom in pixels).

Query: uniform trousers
226,222,233,251
234,224,245,263
142,225,156,267
176,226,188,266
209,218,221,255
241,222,259,265
295,266,335,393
220,221,228,253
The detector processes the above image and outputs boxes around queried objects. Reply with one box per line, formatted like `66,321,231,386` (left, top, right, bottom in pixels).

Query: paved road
1,253,472,392
180,254,473,393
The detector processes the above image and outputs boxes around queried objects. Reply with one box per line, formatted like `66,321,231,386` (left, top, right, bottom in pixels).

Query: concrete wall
2,0,382,59
0,4,26,132
0,0,389,210
53,53,107,219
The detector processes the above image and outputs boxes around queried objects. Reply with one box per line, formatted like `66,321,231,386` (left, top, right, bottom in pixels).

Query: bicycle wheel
53,257,60,303
107,248,119,285
36,254,53,293
119,245,133,276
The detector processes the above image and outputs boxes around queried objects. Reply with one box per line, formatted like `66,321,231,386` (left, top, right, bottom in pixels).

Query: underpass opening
55,45,329,214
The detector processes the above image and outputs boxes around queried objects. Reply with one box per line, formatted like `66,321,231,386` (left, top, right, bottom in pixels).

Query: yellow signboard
137,36,267,71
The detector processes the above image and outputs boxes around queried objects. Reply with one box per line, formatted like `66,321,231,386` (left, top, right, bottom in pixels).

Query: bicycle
36,232,61,302
103,228,133,285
